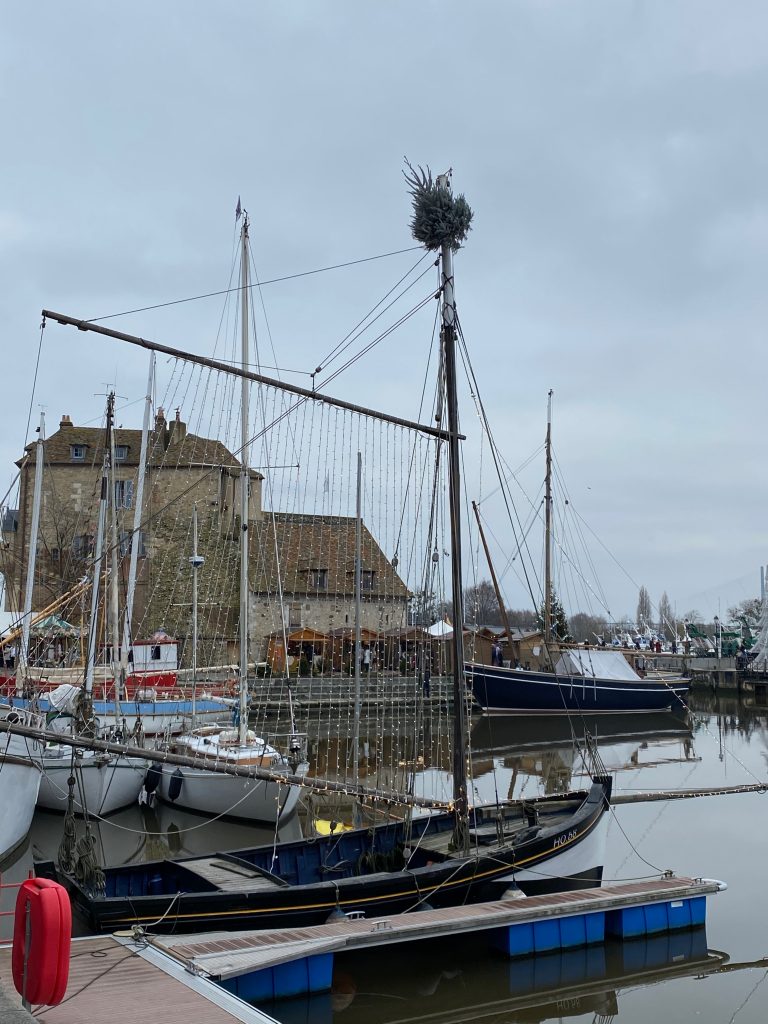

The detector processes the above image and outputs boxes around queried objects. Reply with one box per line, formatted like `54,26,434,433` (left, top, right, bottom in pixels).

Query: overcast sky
2,1,767,628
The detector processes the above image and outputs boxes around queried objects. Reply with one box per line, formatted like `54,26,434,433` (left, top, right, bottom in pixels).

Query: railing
0,871,33,918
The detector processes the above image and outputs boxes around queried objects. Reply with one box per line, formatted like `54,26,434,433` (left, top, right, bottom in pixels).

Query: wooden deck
184,857,286,893
151,876,720,981
0,936,276,1024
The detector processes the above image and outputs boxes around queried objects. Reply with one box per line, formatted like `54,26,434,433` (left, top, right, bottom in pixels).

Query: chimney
168,407,187,446
154,406,169,449
59,414,73,429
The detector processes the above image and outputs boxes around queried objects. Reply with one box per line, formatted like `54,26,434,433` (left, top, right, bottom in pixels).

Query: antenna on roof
95,383,127,401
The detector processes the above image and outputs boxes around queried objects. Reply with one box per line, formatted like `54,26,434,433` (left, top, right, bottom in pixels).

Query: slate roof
18,424,243,471
250,513,409,599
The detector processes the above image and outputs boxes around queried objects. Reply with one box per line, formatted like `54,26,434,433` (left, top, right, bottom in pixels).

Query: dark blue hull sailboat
467,659,690,715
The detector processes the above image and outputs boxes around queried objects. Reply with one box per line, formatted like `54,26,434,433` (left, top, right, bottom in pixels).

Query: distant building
1,409,250,639
250,513,410,664
1,410,409,667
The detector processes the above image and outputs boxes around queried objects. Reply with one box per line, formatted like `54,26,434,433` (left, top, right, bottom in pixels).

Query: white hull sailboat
0,760,42,860
0,706,44,859
36,747,145,817
156,729,302,821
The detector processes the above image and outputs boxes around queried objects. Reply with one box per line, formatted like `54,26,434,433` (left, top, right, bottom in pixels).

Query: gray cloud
2,0,767,626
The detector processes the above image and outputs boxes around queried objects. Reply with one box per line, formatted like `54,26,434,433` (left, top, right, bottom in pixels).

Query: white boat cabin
130,631,178,673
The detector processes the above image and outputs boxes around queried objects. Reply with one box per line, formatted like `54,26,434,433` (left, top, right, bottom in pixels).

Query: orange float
12,878,71,1006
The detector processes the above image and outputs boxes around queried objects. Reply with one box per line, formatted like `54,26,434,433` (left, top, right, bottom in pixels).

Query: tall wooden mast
543,388,553,661
436,172,469,854
238,212,251,747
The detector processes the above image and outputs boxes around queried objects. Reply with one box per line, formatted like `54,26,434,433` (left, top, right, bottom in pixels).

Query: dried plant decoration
404,159,473,252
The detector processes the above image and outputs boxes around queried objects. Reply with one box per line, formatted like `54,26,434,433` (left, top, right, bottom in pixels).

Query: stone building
1,410,409,667
250,513,411,667
1,409,252,642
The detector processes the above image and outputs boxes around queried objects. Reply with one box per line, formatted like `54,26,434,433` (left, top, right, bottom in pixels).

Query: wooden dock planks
0,936,274,1024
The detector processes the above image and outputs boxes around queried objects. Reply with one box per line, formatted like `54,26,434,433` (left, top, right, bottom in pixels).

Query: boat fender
501,885,527,900
12,878,71,1007
698,877,729,892
168,768,184,802
143,764,162,795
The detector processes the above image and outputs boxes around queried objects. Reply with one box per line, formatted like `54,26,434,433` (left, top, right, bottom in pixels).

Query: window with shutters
114,479,134,509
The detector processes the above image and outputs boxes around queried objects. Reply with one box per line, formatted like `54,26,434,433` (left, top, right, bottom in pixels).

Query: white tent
427,619,453,638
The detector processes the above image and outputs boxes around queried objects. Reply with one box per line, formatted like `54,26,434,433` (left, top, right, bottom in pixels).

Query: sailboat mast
238,213,250,747
84,399,112,696
471,500,512,641
436,173,469,852
353,450,362,791
190,504,204,726
121,354,154,681
543,388,553,657
107,394,122,717
17,411,45,694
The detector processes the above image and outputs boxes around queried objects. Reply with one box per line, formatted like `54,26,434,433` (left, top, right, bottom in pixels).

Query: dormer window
70,445,86,462
115,445,128,462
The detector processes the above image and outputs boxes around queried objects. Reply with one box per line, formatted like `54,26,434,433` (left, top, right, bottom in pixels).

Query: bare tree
464,580,502,626
657,591,674,635
636,586,652,628
569,612,610,643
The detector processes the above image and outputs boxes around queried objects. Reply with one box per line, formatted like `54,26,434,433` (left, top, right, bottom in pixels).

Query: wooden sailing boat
467,392,691,715
48,168,613,932
153,209,305,824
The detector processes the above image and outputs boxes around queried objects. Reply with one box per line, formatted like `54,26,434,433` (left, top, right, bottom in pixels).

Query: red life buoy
12,878,71,1006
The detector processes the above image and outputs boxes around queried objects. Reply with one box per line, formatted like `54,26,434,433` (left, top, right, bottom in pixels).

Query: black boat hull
60,778,612,934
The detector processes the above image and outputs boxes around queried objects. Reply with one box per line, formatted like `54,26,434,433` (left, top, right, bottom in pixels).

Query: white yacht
156,726,302,822
0,705,44,859
36,745,145,818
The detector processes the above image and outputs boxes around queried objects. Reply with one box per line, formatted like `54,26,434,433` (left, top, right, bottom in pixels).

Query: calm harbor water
2,689,767,1022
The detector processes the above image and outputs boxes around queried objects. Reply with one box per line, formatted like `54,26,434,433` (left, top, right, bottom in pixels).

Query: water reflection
261,928,729,1024
469,710,697,800
23,694,768,871
29,800,303,869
